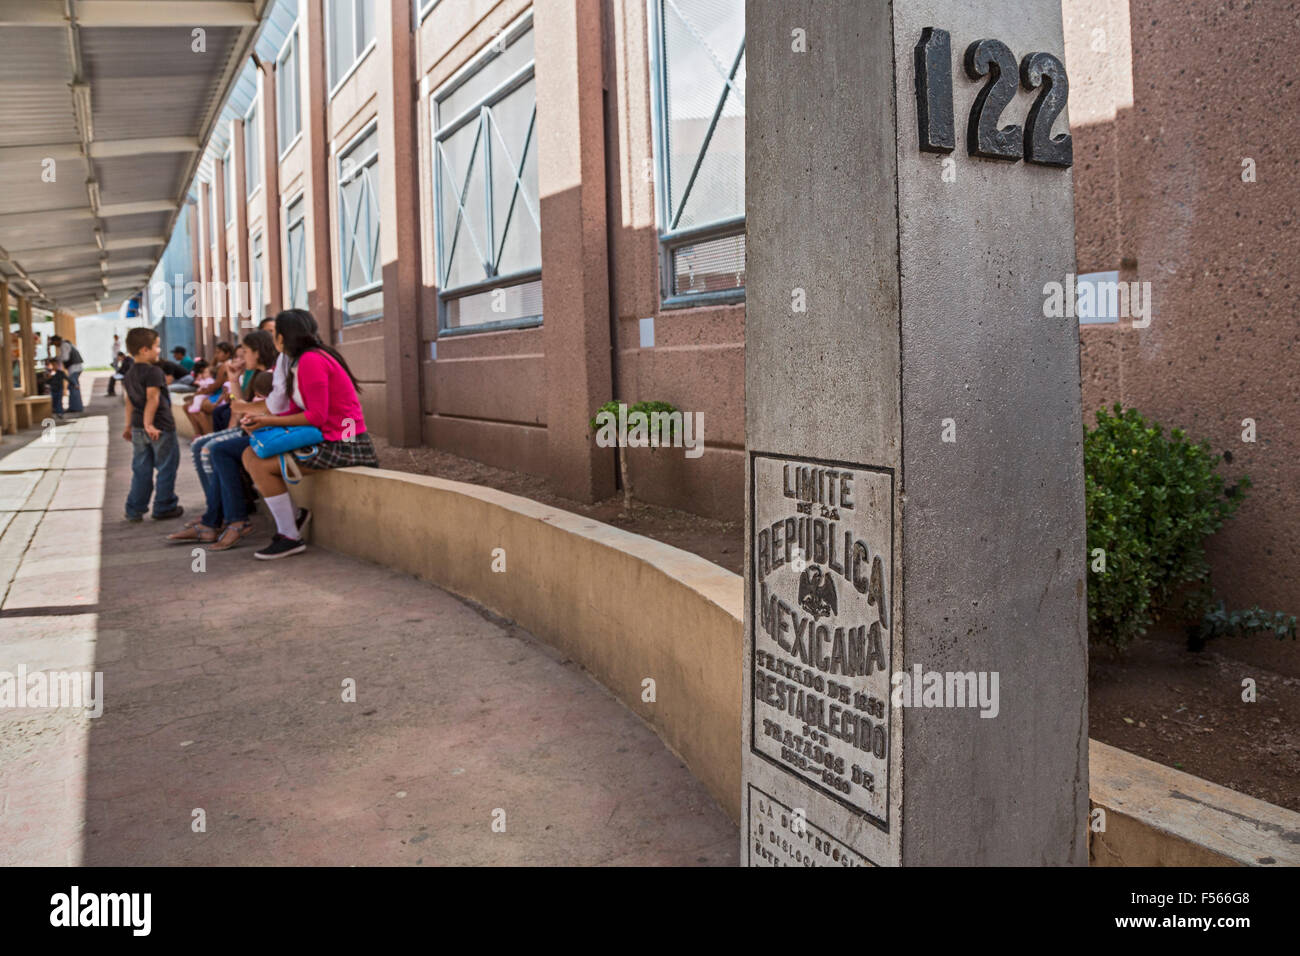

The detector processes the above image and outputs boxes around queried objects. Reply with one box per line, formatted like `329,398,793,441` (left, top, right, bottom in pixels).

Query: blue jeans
67,369,83,413
125,428,180,518
192,427,251,527
50,371,83,414
209,430,254,525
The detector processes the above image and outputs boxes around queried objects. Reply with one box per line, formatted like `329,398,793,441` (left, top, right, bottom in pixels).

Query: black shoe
254,534,306,560
296,507,312,539
152,505,185,520
125,513,144,523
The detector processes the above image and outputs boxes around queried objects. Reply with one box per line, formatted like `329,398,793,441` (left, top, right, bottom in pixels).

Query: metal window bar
649,0,746,302
664,0,746,107
669,38,744,231
338,139,379,294
338,178,356,291
435,128,490,287
430,18,541,331
365,166,380,284
287,224,302,306
434,96,539,290
486,102,541,253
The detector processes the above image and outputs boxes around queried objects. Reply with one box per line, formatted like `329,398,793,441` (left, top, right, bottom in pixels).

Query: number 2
964,39,1022,161
1020,52,1073,167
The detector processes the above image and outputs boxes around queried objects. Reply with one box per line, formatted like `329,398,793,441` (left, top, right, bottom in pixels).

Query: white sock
264,492,299,539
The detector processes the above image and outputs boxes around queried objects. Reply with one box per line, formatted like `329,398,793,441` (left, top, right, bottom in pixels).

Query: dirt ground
374,439,744,573
1090,629,1300,812
375,440,1299,813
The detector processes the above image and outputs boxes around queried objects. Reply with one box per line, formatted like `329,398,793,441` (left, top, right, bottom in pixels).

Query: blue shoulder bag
249,425,324,485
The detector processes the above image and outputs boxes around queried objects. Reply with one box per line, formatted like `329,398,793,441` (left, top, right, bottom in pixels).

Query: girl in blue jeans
167,331,278,550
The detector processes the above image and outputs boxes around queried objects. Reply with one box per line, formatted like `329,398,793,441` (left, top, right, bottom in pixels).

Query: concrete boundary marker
293,466,1298,864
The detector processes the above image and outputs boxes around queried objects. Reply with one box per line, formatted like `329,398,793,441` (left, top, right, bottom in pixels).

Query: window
223,150,234,225
277,29,302,151
285,196,308,310
649,0,745,304
244,102,261,197
431,15,541,332
250,232,265,324
328,0,375,91
337,123,381,324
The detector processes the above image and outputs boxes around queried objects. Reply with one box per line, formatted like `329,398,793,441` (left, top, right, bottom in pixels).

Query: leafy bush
588,400,679,441
1084,405,1247,648
589,399,680,513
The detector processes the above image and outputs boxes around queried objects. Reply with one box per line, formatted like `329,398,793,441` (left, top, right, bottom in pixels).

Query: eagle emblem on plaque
797,565,838,620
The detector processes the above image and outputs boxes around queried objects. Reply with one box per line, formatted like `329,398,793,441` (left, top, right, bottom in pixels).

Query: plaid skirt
292,431,379,470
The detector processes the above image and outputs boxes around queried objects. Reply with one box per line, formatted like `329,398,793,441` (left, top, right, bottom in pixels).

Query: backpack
66,345,84,367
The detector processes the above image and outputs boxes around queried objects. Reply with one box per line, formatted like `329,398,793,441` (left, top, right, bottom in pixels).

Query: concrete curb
1089,740,1300,866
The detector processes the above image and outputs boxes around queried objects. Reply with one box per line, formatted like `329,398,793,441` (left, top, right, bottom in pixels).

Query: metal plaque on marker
749,454,894,828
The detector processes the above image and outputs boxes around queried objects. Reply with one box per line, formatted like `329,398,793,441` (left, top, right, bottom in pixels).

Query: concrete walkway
0,380,737,866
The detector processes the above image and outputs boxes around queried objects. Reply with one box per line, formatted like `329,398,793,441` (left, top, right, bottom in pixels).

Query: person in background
209,341,235,382
107,346,125,396
168,330,280,549
114,350,133,389
172,346,195,373
208,342,242,432
9,330,20,390
121,327,183,523
43,358,68,421
182,360,215,436
48,335,85,416
258,317,275,332
158,358,191,389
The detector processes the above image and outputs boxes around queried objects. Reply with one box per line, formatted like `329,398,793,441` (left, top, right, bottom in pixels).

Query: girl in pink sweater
240,309,379,559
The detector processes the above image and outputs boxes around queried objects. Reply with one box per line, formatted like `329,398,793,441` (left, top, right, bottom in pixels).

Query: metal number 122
915,27,1073,169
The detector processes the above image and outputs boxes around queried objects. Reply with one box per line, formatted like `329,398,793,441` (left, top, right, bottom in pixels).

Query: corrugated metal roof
255,0,301,70
0,28,81,148
0,0,275,315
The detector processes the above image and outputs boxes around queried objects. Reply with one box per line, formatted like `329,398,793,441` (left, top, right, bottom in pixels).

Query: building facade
166,0,1295,608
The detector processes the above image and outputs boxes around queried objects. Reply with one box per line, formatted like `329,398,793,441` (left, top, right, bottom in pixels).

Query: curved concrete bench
295,466,1300,864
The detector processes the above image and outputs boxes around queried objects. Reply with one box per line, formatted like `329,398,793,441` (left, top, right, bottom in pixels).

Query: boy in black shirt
122,328,183,522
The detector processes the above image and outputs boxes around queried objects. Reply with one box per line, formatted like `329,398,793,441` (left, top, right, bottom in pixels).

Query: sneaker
125,513,143,523
254,534,307,560
152,505,185,520
296,507,312,540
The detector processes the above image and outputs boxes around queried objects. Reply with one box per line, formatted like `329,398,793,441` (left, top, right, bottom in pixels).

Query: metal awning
0,0,274,315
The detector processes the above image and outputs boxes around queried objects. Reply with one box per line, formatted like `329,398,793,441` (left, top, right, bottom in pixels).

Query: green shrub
589,399,680,513
589,400,679,442
1192,600,1297,649
1084,405,1247,649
